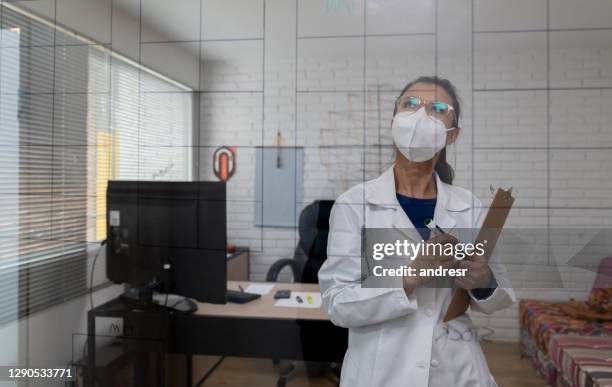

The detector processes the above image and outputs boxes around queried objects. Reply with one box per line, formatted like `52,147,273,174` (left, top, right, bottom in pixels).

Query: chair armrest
266,259,298,282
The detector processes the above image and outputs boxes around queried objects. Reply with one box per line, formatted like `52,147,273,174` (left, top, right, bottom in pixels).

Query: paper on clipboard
274,292,322,309
443,187,515,322
244,283,274,295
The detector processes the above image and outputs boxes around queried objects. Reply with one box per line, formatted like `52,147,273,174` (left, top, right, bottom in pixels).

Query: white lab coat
318,166,516,387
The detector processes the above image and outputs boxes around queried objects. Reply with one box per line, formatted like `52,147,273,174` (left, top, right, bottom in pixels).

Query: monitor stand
119,286,156,309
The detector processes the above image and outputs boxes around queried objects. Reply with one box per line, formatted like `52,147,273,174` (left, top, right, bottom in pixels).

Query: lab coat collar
365,165,471,232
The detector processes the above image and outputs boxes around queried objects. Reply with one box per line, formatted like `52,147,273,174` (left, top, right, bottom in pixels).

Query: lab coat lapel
432,174,464,296
365,166,470,240
432,173,459,233
391,204,424,242
365,166,423,243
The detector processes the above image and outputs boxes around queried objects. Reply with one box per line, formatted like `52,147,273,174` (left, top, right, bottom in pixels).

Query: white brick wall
474,32,548,90
191,0,612,341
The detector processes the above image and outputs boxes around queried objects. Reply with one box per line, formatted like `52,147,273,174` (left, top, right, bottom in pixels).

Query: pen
238,285,244,292
425,219,446,235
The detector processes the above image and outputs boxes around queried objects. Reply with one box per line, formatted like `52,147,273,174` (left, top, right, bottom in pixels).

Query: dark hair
394,76,461,185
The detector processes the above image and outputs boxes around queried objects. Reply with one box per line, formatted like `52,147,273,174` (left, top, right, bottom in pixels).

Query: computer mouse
173,298,198,314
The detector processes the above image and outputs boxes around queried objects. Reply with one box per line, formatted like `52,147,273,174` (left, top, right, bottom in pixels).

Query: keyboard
226,290,261,304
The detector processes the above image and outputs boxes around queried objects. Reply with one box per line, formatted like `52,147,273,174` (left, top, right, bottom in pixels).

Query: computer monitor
106,181,227,304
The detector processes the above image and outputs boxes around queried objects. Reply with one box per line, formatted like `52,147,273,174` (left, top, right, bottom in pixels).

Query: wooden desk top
194,281,329,321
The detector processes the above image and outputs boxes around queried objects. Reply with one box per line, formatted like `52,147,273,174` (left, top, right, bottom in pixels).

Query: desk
194,281,327,320
171,281,346,362
87,281,347,386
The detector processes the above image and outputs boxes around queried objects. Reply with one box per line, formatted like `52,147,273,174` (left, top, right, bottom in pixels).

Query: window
87,53,193,242
0,3,193,324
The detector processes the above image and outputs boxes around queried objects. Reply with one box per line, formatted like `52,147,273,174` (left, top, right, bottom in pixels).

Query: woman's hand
403,234,458,292
454,254,493,290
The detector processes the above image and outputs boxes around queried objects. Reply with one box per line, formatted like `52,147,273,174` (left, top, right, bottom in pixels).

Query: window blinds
0,4,193,324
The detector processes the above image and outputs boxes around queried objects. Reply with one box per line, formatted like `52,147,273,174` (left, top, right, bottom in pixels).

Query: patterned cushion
520,299,612,353
587,288,612,314
549,335,612,387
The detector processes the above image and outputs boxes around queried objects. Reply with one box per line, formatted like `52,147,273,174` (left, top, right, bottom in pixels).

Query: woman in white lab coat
318,76,516,387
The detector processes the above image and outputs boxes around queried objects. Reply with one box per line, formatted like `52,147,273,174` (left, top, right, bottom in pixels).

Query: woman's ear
446,127,460,145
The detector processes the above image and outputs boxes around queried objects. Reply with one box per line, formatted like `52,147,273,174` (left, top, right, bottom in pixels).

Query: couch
519,257,612,386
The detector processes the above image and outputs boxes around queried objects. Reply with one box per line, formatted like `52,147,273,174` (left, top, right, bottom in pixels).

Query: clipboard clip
489,186,515,207
490,185,513,196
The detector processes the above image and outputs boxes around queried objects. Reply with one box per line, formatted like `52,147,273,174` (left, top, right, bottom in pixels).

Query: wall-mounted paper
255,146,304,227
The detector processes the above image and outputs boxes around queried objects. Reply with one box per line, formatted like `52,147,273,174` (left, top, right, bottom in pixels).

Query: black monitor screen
139,197,199,248
106,181,227,304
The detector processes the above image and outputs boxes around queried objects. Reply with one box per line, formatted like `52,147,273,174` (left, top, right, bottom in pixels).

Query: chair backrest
293,200,334,284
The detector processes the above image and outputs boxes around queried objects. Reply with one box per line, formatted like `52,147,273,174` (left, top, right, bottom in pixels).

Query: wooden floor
483,342,546,387
200,341,545,387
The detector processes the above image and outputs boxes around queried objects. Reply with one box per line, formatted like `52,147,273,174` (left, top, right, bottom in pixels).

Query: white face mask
391,107,455,162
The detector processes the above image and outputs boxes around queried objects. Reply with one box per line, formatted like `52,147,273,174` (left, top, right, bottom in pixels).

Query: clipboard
443,187,515,322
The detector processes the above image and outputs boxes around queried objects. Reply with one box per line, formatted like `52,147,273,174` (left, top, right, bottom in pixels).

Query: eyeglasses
395,95,455,121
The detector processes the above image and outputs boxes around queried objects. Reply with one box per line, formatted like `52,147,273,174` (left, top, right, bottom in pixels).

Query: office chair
266,200,345,387
266,200,334,284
